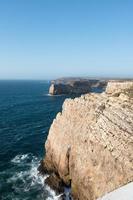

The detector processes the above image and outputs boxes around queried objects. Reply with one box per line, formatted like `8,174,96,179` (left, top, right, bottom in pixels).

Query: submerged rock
42,81,133,200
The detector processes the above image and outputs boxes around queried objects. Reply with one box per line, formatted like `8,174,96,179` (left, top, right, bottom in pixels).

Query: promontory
41,80,133,200
49,78,107,95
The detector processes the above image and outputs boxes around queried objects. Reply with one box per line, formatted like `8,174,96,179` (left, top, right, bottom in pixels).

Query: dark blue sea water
0,80,67,200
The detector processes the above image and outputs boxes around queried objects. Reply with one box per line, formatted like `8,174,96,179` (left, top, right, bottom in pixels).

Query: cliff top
51,77,106,86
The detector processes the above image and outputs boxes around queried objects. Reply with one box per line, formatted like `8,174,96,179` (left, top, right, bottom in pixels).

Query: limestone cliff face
106,81,133,95
49,78,107,95
43,82,133,200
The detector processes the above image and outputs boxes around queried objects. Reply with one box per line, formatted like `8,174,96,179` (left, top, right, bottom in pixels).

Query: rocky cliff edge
41,81,133,200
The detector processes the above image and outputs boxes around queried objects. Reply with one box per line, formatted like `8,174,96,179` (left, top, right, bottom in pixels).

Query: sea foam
6,154,62,200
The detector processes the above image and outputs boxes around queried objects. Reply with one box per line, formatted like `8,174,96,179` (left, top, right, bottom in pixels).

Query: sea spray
1,153,62,200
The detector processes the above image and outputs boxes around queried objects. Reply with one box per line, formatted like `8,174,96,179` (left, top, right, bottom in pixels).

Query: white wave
44,94,53,96
9,154,43,184
9,154,62,200
44,94,65,97
45,184,63,200
11,154,30,164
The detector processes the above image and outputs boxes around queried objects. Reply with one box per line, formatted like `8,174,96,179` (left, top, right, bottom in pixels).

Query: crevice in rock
66,145,71,178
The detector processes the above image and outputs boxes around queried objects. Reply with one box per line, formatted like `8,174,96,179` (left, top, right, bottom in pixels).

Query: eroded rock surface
42,81,133,200
106,80,133,95
49,78,107,95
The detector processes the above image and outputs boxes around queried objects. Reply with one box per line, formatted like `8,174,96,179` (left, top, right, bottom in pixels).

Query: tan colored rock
49,84,56,95
43,83,133,200
106,80,133,95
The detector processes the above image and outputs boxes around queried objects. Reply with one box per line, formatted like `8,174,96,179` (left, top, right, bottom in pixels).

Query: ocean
0,80,67,200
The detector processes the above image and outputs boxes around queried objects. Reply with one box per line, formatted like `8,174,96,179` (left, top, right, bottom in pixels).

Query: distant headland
49,77,108,95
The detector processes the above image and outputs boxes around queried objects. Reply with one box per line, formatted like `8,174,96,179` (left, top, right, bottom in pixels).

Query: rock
45,173,65,194
49,78,107,95
106,80,133,96
49,83,55,95
42,81,133,200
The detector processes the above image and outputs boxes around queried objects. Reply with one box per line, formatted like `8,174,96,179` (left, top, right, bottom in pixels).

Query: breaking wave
1,154,62,200
0,81,68,200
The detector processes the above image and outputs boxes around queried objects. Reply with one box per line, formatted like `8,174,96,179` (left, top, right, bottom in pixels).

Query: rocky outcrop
42,81,133,200
49,78,107,95
106,80,133,96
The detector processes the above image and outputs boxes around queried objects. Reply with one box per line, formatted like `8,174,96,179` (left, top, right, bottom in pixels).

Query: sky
0,0,133,80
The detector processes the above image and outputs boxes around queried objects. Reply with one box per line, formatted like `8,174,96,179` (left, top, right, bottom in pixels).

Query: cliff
106,80,133,96
42,81,133,200
49,78,107,95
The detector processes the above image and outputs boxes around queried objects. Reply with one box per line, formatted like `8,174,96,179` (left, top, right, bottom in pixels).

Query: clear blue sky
0,0,133,79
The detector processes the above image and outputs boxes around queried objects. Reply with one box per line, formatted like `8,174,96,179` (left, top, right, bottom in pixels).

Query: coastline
41,80,133,200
